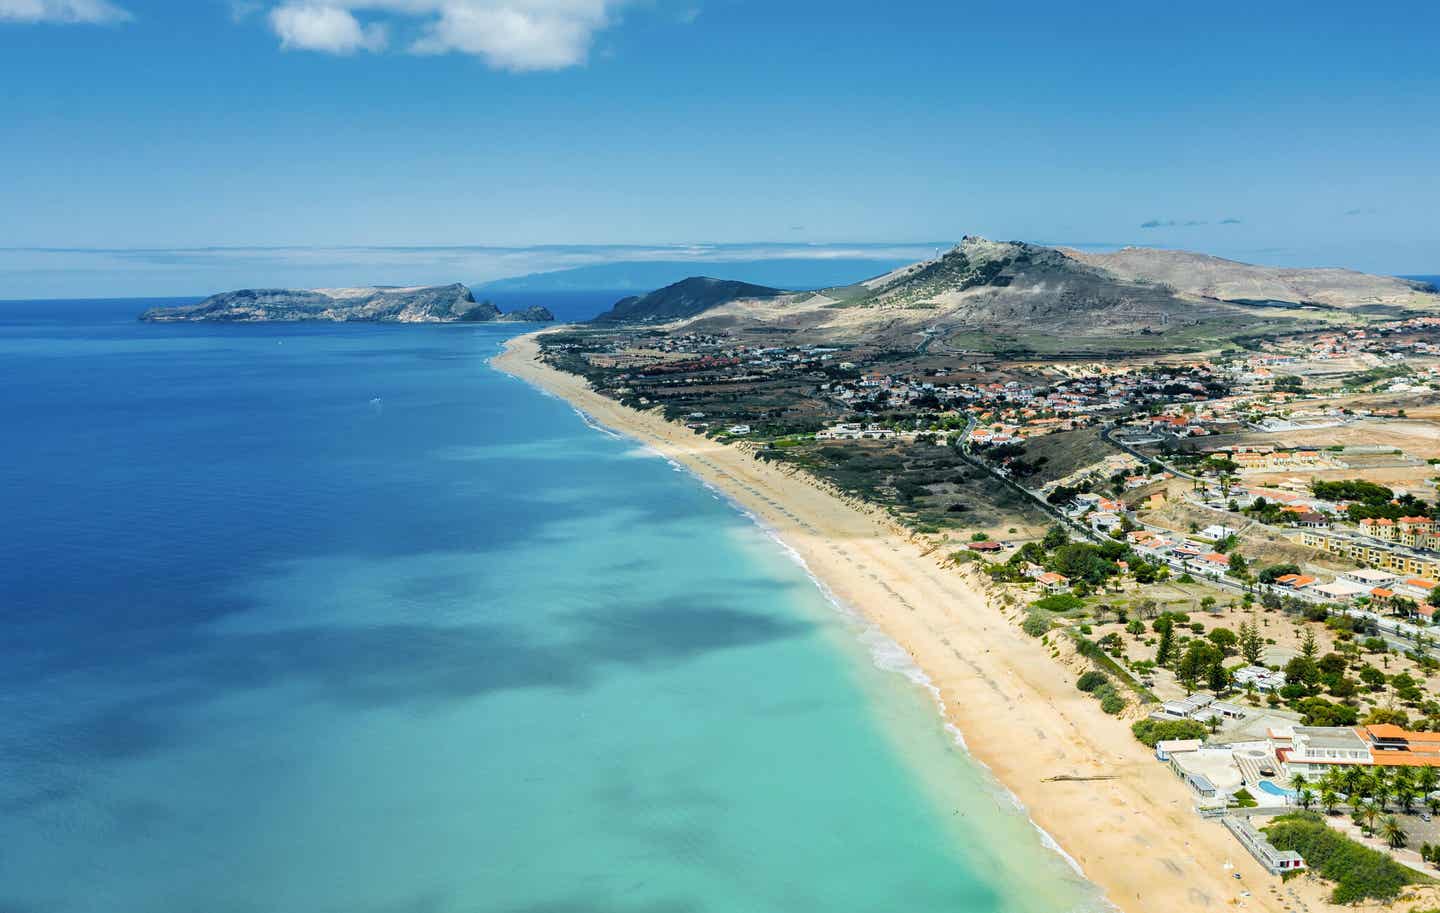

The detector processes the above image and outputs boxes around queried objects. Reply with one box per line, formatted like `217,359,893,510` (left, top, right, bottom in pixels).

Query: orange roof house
1358,725,1440,767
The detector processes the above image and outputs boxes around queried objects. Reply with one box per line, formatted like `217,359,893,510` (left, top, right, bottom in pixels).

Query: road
1099,422,1199,481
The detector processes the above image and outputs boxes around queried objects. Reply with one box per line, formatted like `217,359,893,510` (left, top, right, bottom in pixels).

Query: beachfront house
1035,572,1070,594
1155,738,1202,761
1279,726,1373,778
1223,818,1306,875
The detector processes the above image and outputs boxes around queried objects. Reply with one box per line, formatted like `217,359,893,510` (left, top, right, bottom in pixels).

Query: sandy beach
493,332,1406,913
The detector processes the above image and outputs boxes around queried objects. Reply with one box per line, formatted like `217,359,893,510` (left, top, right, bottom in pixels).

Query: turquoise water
0,299,1103,913
1256,780,1296,799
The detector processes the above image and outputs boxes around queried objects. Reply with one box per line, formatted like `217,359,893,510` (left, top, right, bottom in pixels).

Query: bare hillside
1061,246,1438,312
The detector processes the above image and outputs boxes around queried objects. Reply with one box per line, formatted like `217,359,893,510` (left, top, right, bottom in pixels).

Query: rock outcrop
591,277,783,324
496,305,557,323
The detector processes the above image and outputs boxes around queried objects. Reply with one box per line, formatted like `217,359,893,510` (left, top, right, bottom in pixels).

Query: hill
591,277,784,324
1061,247,1437,313
581,237,1440,355
140,284,554,323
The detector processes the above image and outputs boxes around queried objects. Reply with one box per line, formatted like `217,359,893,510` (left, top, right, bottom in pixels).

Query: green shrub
1130,719,1207,747
1076,670,1109,693
1263,811,1420,904
1032,593,1084,612
1021,612,1050,637
1100,693,1126,714
1234,788,1258,808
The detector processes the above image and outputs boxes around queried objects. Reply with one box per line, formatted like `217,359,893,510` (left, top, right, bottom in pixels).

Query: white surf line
496,347,1112,904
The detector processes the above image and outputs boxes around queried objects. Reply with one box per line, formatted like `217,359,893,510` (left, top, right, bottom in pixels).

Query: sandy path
494,332,1365,913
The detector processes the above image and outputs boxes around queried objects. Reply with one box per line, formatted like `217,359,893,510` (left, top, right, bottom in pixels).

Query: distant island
139,283,554,324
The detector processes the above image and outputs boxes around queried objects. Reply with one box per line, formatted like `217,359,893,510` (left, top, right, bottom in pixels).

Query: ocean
0,296,1102,913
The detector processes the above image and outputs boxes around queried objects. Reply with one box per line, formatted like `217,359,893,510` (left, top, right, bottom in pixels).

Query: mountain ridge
573,237,1440,353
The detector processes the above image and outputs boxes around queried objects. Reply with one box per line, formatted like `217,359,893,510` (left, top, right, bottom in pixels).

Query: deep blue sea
0,297,1100,913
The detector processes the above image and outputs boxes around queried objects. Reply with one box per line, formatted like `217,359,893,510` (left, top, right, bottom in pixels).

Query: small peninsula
139,283,555,324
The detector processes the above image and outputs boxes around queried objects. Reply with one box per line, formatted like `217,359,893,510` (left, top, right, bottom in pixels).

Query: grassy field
1015,427,1124,486
763,438,1051,537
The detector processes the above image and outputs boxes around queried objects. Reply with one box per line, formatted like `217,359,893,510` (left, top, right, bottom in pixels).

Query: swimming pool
1256,780,1297,798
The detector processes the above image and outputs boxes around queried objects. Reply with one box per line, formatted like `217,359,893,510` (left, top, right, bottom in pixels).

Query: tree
1358,800,1381,836
1285,656,1321,693
1155,618,1176,666
1238,619,1264,665
1341,766,1365,802
1298,787,1315,810
1300,627,1319,660
1380,815,1407,849
1320,788,1339,815
1206,659,1230,694
1228,552,1249,577
1396,785,1417,814
1042,524,1069,550
1176,641,1220,692
1258,563,1301,584
1207,627,1238,654
1418,766,1439,798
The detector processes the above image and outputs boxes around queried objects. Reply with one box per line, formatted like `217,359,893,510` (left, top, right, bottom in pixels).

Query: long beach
491,330,1381,913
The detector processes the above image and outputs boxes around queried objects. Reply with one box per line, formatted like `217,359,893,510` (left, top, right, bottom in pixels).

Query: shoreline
493,331,1356,913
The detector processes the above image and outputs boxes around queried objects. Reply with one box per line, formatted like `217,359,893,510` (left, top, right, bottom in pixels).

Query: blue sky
2,0,1438,297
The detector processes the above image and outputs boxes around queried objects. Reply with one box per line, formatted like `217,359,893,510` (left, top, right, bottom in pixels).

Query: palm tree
1394,766,1415,794
1288,771,1308,794
1418,765,1438,799
1319,768,1343,796
1427,795,1439,818
1374,782,1392,813
1359,800,1382,836
1397,785,1417,814
1320,788,1340,815
1356,771,1376,801
1381,815,1408,849
1375,765,1395,794
1341,765,1365,802
1298,787,1315,810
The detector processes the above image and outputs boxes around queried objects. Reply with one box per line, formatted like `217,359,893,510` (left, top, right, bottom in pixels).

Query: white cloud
270,3,388,53
0,0,132,23
265,1,624,70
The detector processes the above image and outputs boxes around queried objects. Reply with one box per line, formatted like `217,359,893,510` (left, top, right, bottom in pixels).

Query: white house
1199,524,1238,541
1342,568,1399,588
1233,665,1286,692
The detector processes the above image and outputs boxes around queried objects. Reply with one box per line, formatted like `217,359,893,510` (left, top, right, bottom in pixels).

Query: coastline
493,331,1353,913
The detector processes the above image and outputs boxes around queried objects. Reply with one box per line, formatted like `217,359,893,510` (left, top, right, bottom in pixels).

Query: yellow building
1299,530,1440,578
